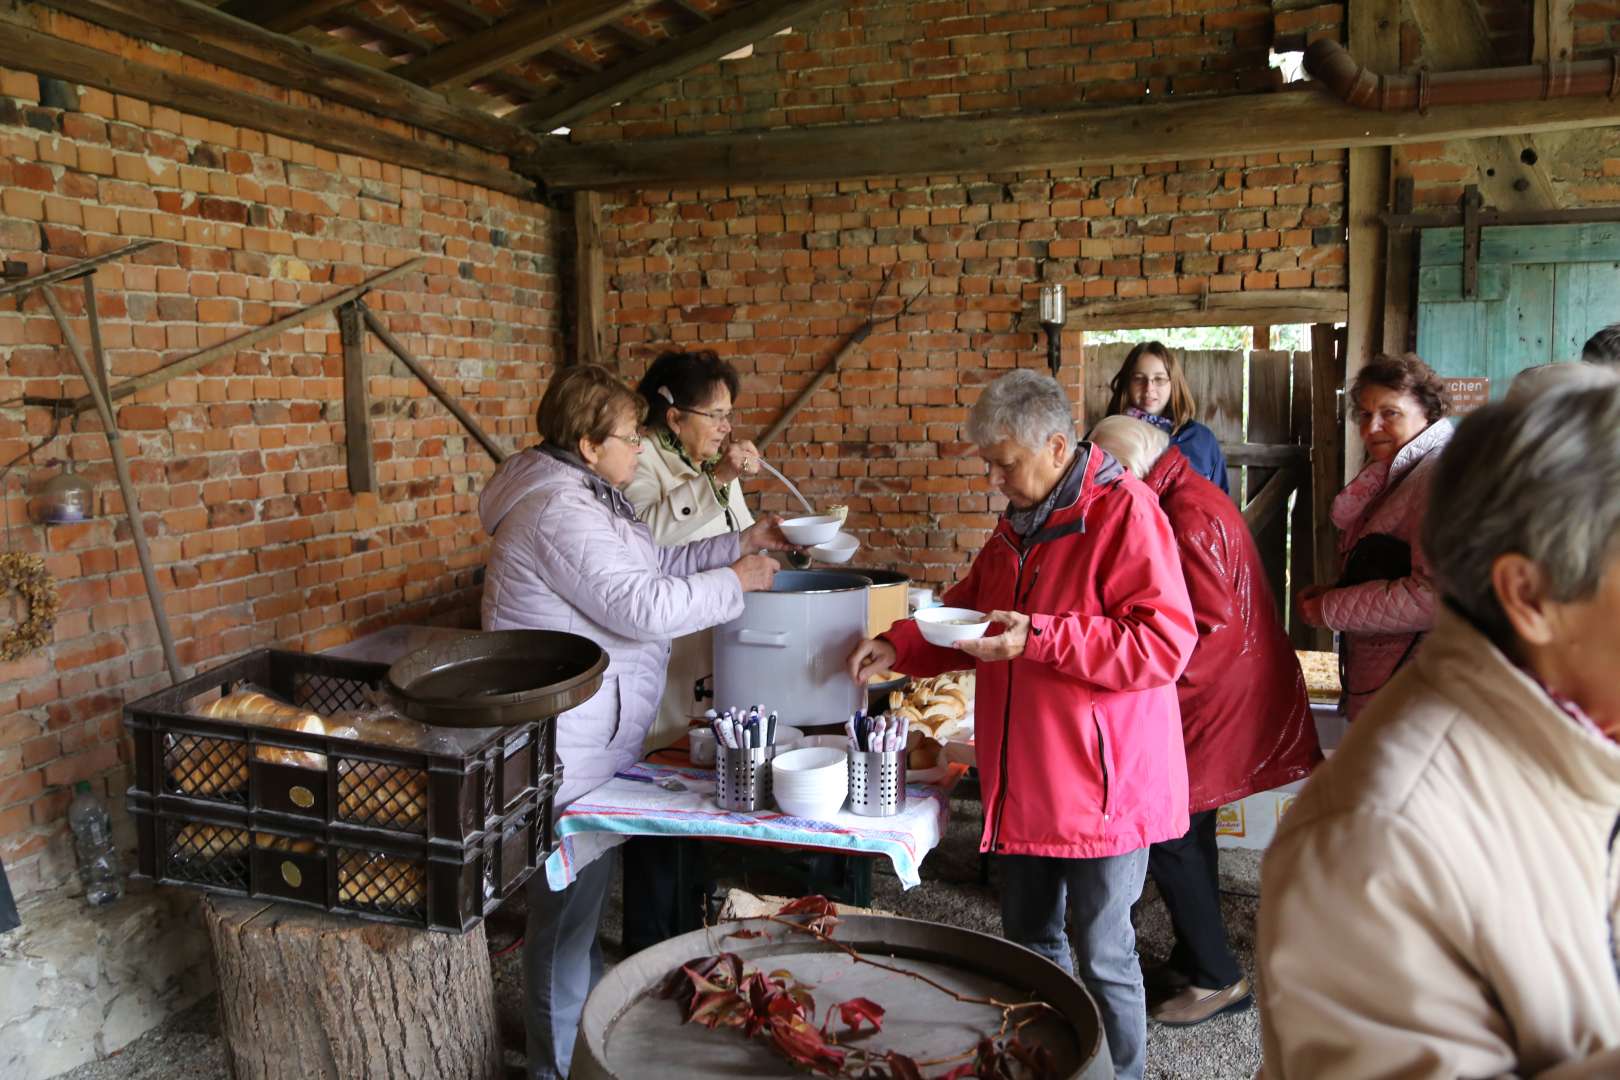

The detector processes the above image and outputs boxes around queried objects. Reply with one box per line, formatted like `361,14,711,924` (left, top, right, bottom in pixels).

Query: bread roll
174,822,248,860
338,854,425,909
196,691,329,771
338,763,428,828
255,833,318,855
907,737,943,771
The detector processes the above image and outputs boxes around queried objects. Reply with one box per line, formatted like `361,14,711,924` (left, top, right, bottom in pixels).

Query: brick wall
568,0,1332,143
600,150,1347,581
0,53,560,897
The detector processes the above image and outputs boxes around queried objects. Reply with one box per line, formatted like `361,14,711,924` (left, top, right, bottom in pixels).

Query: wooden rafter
511,0,842,133
413,0,495,31
666,0,715,22
1409,0,1559,211
0,11,534,195
530,84,1620,190
218,0,353,33
33,0,537,156
392,0,653,88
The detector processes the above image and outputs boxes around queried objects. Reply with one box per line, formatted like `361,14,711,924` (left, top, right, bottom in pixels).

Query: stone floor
55,789,1265,1080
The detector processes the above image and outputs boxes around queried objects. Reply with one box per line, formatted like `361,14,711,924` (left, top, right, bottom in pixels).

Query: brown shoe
1141,963,1191,1005
1149,977,1252,1026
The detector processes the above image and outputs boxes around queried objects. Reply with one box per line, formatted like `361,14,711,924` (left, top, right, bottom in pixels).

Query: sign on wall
1443,377,1491,414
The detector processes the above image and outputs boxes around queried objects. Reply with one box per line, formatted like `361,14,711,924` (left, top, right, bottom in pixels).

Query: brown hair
1349,352,1451,423
1105,341,1198,430
536,364,647,451
635,349,742,433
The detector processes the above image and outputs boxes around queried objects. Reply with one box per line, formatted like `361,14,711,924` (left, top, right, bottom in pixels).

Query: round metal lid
384,629,607,728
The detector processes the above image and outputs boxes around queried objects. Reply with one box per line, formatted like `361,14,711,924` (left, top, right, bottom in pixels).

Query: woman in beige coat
625,349,759,751
621,349,759,957
1257,382,1620,1079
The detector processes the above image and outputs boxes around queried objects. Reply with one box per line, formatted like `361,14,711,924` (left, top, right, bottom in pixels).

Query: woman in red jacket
849,371,1197,1080
1090,415,1321,1027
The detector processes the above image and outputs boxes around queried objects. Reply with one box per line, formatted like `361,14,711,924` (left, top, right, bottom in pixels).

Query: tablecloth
542,759,964,891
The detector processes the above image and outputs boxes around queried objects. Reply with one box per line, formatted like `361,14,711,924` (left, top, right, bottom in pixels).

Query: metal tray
571,914,1110,1078
386,629,607,728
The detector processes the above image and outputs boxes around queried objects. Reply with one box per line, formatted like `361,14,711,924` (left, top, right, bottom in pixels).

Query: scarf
1124,405,1176,435
656,429,731,508
1007,446,1089,539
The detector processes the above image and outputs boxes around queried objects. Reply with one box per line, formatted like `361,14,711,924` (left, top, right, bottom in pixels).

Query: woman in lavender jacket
478,364,791,1079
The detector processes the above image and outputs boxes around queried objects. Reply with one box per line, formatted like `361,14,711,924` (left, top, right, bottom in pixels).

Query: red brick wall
600,150,1347,580
568,0,1313,143
0,56,560,897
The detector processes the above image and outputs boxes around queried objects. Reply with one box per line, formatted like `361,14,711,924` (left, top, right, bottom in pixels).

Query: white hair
1425,384,1620,648
1087,415,1170,480
1504,361,1620,405
965,369,1077,450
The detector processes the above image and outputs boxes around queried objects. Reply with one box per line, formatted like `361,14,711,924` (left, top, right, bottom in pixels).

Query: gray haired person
1257,383,1620,1078
1505,361,1620,404
849,368,1197,1080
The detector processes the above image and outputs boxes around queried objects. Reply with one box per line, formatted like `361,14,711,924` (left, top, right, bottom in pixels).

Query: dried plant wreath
0,552,59,662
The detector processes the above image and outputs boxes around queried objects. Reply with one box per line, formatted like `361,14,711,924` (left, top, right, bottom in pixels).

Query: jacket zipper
1607,815,1620,983
989,543,1037,853
1093,710,1112,821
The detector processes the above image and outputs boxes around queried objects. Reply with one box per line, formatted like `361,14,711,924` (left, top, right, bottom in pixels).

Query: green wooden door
1417,224,1620,397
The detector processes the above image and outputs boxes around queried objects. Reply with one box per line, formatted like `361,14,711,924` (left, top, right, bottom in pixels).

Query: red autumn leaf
777,894,843,935
687,988,748,1029
726,927,766,940
1006,1035,1057,1076
937,1063,978,1080
769,1014,847,1075
882,1050,924,1079
835,997,885,1035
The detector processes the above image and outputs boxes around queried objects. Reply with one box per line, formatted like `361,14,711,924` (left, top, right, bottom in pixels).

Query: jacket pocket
1093,707,1113,820
557,674,621,752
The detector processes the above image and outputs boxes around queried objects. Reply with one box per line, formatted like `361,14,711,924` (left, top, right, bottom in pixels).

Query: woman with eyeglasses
626,350,763,750
478,363,792,1079
1104,341,1230,493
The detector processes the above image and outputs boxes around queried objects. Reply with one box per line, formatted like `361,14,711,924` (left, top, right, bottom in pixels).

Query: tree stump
202,896,501,1080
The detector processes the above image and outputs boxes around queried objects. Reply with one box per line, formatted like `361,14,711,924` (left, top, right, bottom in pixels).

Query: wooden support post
0,239,158,301
1345,0,1399,481
359,305,508,464
1289,349,1316,648
81,274,108,403
1242,467,1299,535
339,302,376,494
203,897,500,1080
1247,350,1292,612
42,288,183,684
1309,324,1342,650
1383,175,1417,355
574,190,606,368
65,257,427,417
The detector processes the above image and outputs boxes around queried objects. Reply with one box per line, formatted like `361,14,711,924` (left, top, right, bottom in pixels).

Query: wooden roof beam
528,84,1620,190
34,0,537,157
1408,0,1559,211
393,0,654,89
217,0,353,33
0,10,534,196
511,0,842,133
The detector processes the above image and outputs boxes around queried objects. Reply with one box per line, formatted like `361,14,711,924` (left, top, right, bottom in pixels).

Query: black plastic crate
125,649,556,846
129,780,555,932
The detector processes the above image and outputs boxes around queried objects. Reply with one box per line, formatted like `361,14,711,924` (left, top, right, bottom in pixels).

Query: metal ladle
753,456,816,515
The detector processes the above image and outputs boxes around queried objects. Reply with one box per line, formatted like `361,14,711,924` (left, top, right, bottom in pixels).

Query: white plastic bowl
809,532,860,564
915,606,992,647
779,514,843,545
775,787,848,820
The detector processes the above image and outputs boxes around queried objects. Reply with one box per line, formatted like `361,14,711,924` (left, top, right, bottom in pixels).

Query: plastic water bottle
68,781,124,906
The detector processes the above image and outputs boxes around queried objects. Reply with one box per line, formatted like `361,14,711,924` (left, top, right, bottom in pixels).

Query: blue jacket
1128,409,1229,493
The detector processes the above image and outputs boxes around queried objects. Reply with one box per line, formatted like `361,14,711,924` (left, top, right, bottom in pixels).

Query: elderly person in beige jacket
1257,382,1620,1079
625,349,759,751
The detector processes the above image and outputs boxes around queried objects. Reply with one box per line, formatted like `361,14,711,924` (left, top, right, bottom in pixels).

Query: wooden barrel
570,914,1111,1079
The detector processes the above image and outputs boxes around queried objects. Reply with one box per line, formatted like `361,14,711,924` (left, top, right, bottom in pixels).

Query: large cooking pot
847,566,909,637
713,570,867,729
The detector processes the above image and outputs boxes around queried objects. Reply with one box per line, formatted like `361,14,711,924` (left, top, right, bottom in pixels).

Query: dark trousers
620,835,706,956
1146,809,1243,989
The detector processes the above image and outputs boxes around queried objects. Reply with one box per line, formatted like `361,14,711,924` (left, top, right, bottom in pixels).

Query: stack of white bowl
770,745,849,820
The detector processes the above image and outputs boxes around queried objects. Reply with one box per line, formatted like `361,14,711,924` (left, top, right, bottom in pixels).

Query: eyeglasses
680,405,734,426
1129,374,1172,389
605,431,644,448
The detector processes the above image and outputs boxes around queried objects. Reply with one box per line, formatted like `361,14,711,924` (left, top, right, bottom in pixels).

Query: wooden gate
1081,340,1334,646
1417,223,1620,392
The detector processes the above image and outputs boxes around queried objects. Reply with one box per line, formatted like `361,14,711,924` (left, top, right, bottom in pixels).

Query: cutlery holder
715,744,774,812
848,749,906,817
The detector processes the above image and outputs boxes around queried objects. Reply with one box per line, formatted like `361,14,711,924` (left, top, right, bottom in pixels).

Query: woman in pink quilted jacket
1298,353,1452,719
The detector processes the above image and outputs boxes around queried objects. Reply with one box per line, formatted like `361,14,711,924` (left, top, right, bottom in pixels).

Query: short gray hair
1087,415,1170,480
1504,361,1620,405
966,369,1077,449
1424,384,1620,648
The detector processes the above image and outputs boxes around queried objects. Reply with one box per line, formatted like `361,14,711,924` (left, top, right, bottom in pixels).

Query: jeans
1147,809,1243,989
524,852,617,1079
999,848,1150,1080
